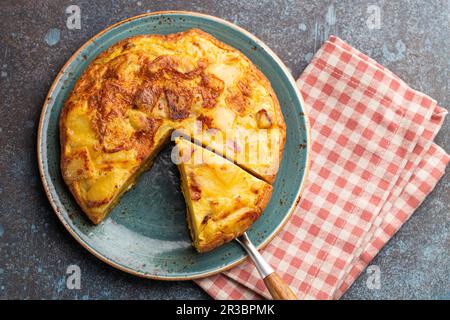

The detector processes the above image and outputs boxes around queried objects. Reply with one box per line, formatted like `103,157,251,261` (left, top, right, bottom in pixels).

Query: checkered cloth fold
196,36,449,300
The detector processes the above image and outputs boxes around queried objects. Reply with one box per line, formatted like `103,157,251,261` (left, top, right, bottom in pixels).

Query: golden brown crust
176,137,274,253
199,28,286,182
195,207,261,253
256,184,274,212
60,28,284,230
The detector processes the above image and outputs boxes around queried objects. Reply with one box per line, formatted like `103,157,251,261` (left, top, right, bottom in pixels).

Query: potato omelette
60,29,285,251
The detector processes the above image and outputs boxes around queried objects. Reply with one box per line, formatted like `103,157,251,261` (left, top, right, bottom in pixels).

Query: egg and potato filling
60,29,285,251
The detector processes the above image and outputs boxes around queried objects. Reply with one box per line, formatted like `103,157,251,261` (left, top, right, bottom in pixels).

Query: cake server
236,232,298,300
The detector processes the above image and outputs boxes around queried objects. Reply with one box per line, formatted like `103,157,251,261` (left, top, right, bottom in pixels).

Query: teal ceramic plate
38,11,310,280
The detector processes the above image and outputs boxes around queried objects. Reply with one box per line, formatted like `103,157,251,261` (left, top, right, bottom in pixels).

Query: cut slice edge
175,136,273,253
71,127,173,224
176,127,283,184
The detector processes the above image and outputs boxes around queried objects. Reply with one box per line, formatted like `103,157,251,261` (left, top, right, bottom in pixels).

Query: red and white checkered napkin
195,36,449,300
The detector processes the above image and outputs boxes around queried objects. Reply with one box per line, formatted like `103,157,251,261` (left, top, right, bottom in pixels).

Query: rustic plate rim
37,10,311,281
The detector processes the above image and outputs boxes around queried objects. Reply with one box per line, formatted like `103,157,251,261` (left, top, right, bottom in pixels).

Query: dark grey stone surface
0,0,448,300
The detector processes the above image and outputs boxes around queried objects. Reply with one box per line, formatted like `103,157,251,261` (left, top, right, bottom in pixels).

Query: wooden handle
263,272,298,300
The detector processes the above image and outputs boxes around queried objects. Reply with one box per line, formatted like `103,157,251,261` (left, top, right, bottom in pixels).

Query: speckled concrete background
0,0,448,300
